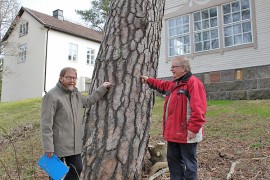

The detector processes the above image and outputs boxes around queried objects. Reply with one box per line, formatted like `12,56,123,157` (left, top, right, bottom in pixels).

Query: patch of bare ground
144,137,269,179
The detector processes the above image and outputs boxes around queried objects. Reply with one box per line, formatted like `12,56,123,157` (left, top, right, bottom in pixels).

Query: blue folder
38,154,69,180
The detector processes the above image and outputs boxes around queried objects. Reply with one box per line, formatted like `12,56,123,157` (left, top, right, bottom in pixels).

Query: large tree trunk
81,0,165,179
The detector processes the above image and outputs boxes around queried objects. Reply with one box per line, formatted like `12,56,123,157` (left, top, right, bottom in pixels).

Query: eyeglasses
171,65,180,69
64,76,77,81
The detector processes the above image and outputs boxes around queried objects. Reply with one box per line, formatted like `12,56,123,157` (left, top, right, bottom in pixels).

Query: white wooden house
157,0,270,100
1,7,103,102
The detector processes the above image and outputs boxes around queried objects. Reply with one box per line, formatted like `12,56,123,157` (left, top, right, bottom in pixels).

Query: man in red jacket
141,56,207,180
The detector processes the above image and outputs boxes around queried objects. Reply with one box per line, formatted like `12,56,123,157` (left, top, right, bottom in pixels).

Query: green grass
150,97,270,147
0,98,41,135
204,99,270,146
0,96,270,178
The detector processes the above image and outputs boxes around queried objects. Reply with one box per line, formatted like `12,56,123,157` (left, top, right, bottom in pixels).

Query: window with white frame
166,0,253,57
68,43,78,61
20,22,29,37
18,44,27,63
86,48,95,65
222,0,252,47
193,7,219,52
168,15,190,57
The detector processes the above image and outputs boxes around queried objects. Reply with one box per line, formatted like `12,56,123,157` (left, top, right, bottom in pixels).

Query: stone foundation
161,65,270,100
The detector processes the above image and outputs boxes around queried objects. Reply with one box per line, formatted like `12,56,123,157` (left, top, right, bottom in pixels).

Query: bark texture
81,0,165,179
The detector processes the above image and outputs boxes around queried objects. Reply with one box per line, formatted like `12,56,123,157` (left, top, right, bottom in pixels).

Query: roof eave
43,25,102,43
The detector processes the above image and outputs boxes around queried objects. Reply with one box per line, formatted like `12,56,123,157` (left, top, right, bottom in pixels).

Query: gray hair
173,56,191,72
59,67,77,77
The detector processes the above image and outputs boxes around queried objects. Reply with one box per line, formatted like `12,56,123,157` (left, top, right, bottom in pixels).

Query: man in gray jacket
41,67,111,180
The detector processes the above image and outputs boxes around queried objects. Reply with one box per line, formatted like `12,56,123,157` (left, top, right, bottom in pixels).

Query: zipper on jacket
165,82,179,125
181,123,184,131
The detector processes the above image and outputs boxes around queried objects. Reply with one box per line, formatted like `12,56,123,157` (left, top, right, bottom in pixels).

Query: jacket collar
57,81,78,94
174,71,192,84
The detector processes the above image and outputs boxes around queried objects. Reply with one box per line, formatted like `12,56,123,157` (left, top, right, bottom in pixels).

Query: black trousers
167,142,198,180
49,154,82,180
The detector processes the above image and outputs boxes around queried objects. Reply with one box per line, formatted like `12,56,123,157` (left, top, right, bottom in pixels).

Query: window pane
177,27,183,34
168,19,174,27
202,20,209,29
202,10,209,19
225,36,233,47
242,10,250,20
233,24,242,34
183,25,189,33
241,0,250,10
175,46,183,55
243,32,252,43
183,15,189,24
224,26,233,36
183,35,190,44
185,44,191,53
195,43,202,52
210,8,217,17
234,35,242,44
169,39,174,47
232,12,241,22
232,1,240,12
194,12,201,21
223,4,231,14
210,18,217,27
211,29,218,39
204,41,210,50
175,38,182,47
169,29,175,36
177,37,183,44
224,14,232,24
176,17,182,25
203,31,210,41
169,48,175,56
212,39,219,49
242,22,251,32
194,22,201,31
194,33,201,42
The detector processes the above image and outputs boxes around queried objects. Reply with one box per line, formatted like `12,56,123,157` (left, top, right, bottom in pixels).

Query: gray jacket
41,82,108,157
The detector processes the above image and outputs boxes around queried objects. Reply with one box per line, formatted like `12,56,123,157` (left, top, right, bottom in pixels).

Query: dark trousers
167,141,197,180
49,154,82,180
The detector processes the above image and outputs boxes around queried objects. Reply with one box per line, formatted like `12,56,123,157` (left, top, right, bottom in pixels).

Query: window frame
222,0,253,48
18,44,27,63
193,6,220,53
86,48,95,65
68,43,78,62
19,22,29,37
167,14,191,57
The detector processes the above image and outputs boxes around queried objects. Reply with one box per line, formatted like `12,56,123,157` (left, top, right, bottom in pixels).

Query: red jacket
147,72,207,143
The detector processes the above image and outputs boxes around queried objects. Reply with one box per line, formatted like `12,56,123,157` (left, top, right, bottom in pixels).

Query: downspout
43,26,51,94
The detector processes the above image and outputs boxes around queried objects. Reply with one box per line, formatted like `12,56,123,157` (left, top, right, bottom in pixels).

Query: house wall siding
45,30,100,93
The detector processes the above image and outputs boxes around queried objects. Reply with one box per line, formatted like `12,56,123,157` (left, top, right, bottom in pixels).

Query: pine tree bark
81,0,165,179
